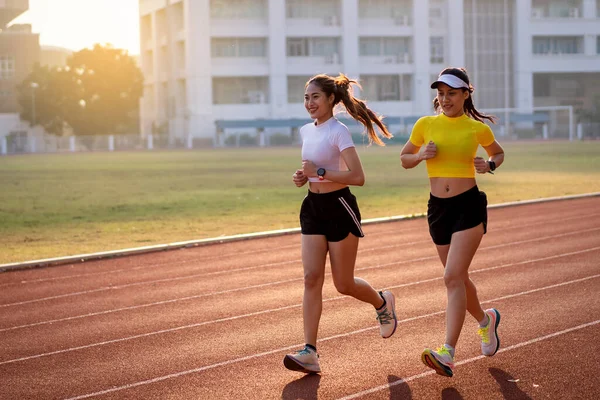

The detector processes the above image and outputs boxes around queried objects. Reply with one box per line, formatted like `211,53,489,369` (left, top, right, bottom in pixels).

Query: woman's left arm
302,147,365,186
475,141,505,174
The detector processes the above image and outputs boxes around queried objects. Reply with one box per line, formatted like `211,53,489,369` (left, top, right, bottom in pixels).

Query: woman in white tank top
283,73,396,374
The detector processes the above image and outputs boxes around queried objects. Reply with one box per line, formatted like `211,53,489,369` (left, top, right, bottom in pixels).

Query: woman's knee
444,270,467,288
304,270,324,289
333,278,355,295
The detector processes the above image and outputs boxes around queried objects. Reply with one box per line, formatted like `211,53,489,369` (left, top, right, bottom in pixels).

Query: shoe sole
488,309,501,356
421,350,453,377
283,355,321,374
381,291,398,339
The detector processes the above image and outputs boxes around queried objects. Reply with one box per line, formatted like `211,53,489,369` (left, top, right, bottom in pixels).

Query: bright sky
11,0,140,55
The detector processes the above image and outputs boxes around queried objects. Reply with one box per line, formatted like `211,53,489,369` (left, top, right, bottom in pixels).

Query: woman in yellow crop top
400,67,505,377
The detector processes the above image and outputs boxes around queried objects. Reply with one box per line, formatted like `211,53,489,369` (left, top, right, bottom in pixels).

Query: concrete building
138,0,600,141
40,45,73,68
0,0,40,154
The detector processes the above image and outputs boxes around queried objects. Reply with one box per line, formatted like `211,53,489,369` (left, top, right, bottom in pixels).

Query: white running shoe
478,308,501,356
283,346,321,373
376,290,398,338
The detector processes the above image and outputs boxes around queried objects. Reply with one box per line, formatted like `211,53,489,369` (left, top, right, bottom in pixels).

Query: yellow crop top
409,113,496,178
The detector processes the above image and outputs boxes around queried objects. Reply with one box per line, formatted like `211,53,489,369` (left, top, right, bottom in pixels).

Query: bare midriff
308,181,348,194
430,177,477,198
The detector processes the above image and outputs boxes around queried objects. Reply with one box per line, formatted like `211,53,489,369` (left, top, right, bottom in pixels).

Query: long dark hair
433,67,496,124
306,73,392,146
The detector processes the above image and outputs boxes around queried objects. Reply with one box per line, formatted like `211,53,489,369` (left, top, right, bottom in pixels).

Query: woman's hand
474,157,490,174
301,160,318,178
419,141,437,161
292,169,308,187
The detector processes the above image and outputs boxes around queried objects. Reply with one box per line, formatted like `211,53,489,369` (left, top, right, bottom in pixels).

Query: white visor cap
430,74,469,90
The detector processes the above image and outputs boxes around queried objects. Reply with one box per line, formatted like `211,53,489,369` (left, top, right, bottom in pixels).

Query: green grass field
1,140,599,264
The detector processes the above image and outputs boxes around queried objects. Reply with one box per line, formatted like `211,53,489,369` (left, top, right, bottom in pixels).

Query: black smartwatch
317,168,326,180
487,161,496,174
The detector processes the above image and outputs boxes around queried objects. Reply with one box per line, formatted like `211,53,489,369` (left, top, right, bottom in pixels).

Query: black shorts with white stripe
299,187,364,242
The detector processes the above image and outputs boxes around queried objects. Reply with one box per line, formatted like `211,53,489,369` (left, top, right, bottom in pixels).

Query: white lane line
338,319,600,400
2,235,599,336
2,268,599,369
61,291,600,400
2,226,598,309
3,211,597,287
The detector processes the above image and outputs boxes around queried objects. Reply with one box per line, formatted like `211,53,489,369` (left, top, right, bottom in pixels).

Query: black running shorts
427,185,488,246
300,187,364,242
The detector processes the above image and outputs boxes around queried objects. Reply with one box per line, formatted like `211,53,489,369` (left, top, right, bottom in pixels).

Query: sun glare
10,0,140,55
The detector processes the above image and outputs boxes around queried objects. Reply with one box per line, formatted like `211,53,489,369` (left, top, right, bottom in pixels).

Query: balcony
211,57,269,77
286,55,342,75
0,0,28,28
531,5,582,19
531,53,600,73
286,15,342,37
358,16,413,36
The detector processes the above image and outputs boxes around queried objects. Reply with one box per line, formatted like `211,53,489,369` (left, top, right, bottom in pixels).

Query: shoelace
297,347,319,359
376,307,393,325
477,325,490,344
436,346,452,357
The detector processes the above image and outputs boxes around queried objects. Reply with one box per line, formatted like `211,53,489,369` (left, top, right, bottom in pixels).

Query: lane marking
338,319,600,400
2,241,599,336
2,211,597,287
2,226,598,309
3,269,599,370
62,311,600,399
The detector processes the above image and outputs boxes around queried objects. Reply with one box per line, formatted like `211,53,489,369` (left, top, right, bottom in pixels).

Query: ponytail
307,73,393,146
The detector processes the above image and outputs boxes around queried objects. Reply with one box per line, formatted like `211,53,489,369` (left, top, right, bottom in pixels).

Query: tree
18,43,144,136
16,64,76,135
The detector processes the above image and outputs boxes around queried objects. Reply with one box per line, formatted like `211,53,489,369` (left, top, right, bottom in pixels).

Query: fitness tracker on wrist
317,168,326,180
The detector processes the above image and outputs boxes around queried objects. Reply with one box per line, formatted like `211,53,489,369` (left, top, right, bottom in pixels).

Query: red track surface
1,197,599,400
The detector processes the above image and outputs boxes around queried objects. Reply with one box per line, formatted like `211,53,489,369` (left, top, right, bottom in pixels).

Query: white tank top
300,117,355,183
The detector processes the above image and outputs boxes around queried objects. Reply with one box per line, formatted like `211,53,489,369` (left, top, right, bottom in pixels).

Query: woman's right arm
400,141,423,169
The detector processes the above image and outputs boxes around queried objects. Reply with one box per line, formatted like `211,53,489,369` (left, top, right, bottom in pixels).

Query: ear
463,90,470,100
328,93,335,105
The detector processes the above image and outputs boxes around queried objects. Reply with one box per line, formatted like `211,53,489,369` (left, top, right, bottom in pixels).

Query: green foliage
17,44,143,136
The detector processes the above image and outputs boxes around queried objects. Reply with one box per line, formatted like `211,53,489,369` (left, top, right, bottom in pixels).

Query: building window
533,74,551,97
359,0,412,23
210,0,267,19
211,38,267,58
287,76,311,103
531,0,582,18
359,37,411,61
212,77,269,105
597,36,600,54
286,0,339,21
286,38,340,58
0,56,15,80
360,74,412,101
430,37,444,63
533,36,583,55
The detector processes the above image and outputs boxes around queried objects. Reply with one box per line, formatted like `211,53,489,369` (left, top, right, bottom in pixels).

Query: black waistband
307,186,351,199
429,185,479,204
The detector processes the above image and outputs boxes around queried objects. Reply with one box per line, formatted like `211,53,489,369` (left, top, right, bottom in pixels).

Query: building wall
40,46,73,68
138,0,600,139
0,27,40,113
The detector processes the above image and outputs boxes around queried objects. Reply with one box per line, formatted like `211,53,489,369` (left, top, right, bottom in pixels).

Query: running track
1,196,599,400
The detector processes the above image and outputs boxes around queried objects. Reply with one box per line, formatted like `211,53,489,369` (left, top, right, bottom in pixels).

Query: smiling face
436,83,470,118
304,82,335,124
